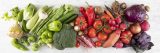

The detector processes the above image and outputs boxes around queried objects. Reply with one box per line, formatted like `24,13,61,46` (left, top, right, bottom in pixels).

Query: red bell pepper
79,7,88,19
86,6,95,26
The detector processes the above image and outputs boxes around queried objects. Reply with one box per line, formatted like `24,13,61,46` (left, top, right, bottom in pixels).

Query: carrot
105,10,114,19
104,5,116,19
103,30,121,48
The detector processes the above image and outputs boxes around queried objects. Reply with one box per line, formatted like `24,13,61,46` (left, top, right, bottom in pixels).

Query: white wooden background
0,0,160,53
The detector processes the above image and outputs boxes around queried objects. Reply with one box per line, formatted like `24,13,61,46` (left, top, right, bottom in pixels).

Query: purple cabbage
131,32,154,51
125,4,147,22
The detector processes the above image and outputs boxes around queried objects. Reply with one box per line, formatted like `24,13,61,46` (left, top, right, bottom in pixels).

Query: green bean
11,38,28,51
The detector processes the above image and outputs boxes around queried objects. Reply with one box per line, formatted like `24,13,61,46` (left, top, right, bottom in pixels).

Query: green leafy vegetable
23,3,36,20
54,24,77,50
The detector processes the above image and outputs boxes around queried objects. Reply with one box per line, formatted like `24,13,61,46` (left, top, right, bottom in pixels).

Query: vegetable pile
2,1,153,53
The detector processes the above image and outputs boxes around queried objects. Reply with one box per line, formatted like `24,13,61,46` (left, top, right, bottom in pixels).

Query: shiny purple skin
125,5,146,22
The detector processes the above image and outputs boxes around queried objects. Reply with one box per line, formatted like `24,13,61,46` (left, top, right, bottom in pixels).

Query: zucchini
63,14,78,23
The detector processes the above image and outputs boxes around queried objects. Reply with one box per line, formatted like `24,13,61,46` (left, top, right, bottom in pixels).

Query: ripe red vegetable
120,30,133,45
93,20,103,30
95,41,102,47
101,14,111,22
119,23,127,31
98,32,108,41
86,6,96,26
76,41,80,48
79,7,88,19
109,20,116,26
140,20,150,31
75,16,88,31
103,30,121,48
115,16,122,24
114,40,123,48
103,25,112,34
88,28,96,38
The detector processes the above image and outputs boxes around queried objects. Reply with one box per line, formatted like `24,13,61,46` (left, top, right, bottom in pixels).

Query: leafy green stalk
23,3,36,20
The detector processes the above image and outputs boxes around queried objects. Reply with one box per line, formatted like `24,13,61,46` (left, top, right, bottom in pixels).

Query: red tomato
93,20,103,30
88,28,96,38
103,25,112,34
120,30,133,45
75,16,88,31
98,32,107,41
76,41,80,48
101,14,111,22
95,41,102,47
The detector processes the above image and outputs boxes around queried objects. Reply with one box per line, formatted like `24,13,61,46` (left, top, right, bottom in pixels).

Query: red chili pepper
86,6,96,26
79,7,88,19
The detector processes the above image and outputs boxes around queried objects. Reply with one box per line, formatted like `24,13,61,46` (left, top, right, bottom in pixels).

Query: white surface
0,0,160,53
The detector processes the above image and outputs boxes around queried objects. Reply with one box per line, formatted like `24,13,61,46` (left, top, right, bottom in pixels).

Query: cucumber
63,14,78,24
58,11,75,23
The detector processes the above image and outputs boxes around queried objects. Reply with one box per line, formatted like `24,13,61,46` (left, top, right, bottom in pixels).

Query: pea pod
11,38,28,51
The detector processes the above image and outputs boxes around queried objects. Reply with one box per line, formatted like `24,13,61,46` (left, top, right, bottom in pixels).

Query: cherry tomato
95,41,102,47
93,20,103,30
88,28,96,38
97,32,107,41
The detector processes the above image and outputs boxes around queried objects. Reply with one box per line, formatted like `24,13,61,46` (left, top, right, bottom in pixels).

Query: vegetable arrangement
2,1,153,53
